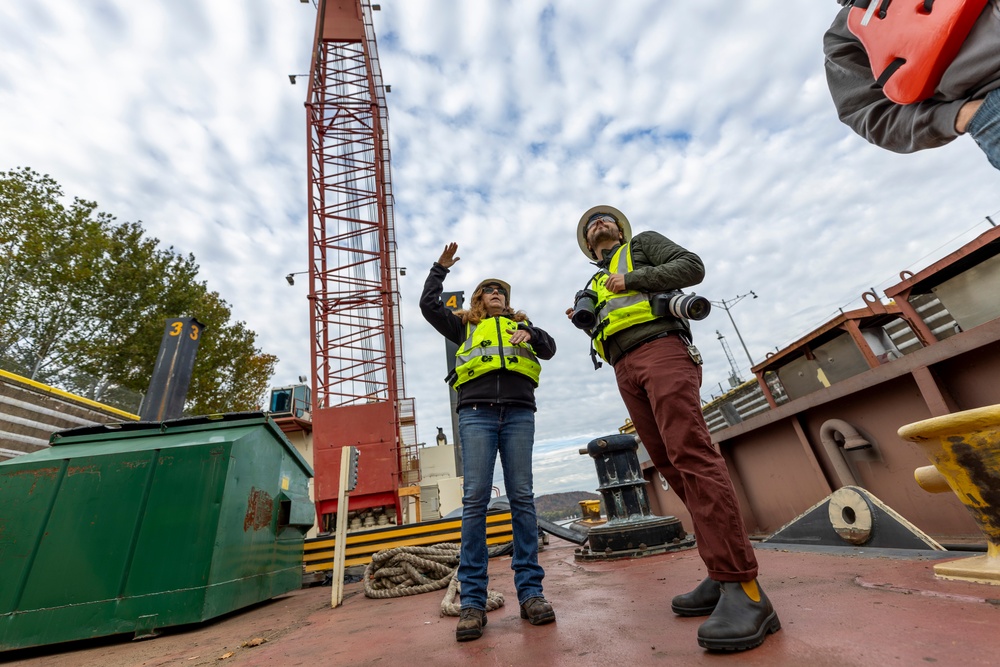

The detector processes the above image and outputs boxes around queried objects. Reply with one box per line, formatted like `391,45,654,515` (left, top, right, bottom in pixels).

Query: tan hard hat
472,278,512,302
577,205,631,259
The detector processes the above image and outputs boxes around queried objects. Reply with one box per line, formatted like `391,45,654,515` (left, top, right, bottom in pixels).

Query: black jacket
419,263,556,411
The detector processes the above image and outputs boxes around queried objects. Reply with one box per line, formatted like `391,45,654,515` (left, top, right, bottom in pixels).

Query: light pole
710,291,757,368
284,270,309,286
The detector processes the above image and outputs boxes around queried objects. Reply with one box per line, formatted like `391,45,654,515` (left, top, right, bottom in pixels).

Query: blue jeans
968,87,1000,171
457,404,544,610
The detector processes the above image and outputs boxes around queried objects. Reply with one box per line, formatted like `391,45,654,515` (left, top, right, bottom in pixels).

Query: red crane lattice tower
304,0,418,530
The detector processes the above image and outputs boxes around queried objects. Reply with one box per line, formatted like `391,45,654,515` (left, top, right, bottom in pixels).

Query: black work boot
671,577,721,617
697,580,780,651
456,607,487,642
519,597,556,625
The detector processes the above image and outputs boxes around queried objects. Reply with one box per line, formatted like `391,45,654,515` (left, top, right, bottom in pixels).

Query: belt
615,331,676,364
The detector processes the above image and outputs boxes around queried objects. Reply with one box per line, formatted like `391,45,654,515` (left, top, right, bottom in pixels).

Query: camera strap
577,270,609,369
588,318,609,340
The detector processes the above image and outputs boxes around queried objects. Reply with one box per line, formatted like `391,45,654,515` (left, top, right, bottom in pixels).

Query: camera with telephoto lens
571,289,599,330
650,291,711,320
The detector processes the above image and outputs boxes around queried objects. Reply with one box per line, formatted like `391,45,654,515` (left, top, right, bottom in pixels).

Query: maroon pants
613,334,758,582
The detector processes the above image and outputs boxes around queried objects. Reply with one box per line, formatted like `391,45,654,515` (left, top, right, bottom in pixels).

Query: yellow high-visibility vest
453,316,542,388
589,242,657,362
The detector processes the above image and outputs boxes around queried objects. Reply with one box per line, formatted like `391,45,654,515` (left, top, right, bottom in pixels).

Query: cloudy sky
2,1,998,496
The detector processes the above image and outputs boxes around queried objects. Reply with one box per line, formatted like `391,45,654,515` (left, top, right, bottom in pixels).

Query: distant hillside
535,491,603,521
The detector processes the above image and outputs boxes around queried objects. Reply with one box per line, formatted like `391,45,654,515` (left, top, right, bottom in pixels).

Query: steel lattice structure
307,38,396,406
305,0,418,526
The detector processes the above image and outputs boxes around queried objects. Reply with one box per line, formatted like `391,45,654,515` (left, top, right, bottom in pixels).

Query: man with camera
567,206,780,652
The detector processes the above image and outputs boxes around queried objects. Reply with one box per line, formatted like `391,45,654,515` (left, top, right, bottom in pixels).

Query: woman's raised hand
438,242,460,268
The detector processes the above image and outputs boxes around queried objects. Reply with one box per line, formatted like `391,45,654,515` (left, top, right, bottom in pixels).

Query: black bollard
575,433,695,561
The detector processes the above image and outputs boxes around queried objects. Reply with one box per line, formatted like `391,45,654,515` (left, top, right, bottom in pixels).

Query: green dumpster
0,412,314,651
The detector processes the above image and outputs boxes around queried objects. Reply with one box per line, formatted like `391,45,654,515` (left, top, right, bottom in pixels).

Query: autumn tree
0,167,277,414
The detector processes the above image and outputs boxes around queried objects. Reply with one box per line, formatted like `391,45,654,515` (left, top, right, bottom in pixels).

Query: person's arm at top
823,7,967,152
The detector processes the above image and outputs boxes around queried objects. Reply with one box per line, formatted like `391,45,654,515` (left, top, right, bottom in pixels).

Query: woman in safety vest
419,242,557,643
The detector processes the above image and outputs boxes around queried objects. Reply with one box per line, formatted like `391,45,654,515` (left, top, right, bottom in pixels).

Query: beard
588,225,621,248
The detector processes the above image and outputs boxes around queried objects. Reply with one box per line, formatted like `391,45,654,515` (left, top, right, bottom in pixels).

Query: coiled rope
363,542,506,616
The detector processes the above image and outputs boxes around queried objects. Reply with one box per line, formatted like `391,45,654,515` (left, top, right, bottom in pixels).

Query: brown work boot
519,597,556,625
697,580,780,651
671,576,721,617
456,607,487,642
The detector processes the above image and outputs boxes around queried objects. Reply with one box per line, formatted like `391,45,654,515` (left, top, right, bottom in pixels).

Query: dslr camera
571,289,599,330
572,289,711,330
650,291,711,320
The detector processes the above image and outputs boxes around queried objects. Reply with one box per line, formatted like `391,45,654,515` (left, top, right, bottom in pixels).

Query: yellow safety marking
303,512,514,571
304,513,512,551
303,522,514,559
304,533,515,572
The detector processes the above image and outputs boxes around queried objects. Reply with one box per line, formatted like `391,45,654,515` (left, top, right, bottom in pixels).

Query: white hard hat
472,278,512,302
577,205,631,259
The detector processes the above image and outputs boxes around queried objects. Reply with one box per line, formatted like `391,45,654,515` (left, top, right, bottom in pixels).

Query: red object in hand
848,0,988,104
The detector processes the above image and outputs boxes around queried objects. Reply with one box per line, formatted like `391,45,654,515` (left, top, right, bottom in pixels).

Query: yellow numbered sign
169,320,200,340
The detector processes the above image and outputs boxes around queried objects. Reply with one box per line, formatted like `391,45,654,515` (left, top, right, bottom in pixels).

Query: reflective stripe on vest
453,316,542,388
589,242,658,362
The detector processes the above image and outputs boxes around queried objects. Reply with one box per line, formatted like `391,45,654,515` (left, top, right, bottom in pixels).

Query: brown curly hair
454,289,529,325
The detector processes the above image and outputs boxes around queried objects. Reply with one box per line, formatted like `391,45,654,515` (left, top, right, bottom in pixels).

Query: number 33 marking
169,321,200,340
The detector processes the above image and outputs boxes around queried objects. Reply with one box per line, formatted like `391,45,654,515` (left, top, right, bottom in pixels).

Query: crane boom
305,0,418,531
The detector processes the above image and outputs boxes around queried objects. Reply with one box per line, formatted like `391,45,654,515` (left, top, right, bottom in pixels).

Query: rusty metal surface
700,318,1000,541
312,402,400,524
689,225,1000,546
3,538,999,666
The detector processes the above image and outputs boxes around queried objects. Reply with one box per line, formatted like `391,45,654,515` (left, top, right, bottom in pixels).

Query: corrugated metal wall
0,371,137,461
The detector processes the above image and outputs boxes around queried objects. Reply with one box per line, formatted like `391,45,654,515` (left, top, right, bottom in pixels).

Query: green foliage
0,167,277,413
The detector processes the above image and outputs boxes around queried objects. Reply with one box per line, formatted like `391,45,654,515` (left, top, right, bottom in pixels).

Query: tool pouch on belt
846,0,988,104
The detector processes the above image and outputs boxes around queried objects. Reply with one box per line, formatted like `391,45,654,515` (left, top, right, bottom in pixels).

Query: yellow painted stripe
0,369,140,421
302,523,514,562
304,534,515,572
304,512,512,552
302,513,514,571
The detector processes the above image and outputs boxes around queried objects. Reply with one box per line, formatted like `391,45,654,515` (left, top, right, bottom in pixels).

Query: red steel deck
3,537,997,666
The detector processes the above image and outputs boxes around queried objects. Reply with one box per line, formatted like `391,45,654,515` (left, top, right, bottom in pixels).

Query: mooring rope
439,575,505,616
362,542,506,616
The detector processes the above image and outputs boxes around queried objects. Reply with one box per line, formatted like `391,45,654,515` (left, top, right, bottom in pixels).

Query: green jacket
593,230,705,365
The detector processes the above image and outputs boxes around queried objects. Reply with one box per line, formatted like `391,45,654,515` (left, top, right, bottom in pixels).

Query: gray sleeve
823,7,966,153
